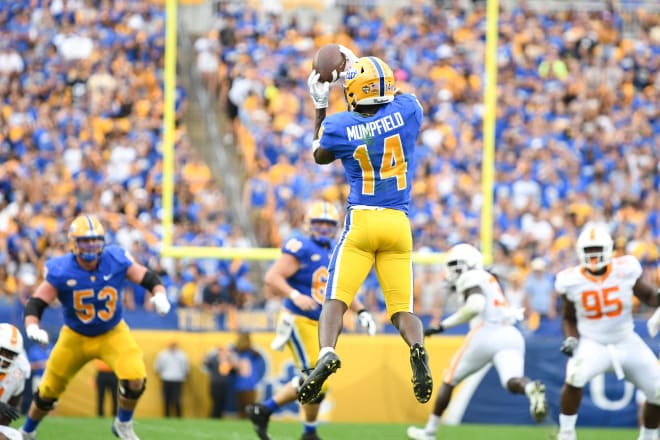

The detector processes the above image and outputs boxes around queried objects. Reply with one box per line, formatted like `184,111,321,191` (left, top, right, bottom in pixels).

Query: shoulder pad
614,255,642,279
44,255,70,285
104,245,134,265
281,236,310,258
456,269,488,293
554,266,579,294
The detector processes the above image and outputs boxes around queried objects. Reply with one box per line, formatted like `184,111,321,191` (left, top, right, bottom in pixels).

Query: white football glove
307,70,330,109
338,44,359,68
357,310,377,336
150,292,171,316
26,323,49,345
648,308,660,338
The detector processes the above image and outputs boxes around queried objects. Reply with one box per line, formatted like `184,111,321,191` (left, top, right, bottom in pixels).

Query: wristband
289,289,301,300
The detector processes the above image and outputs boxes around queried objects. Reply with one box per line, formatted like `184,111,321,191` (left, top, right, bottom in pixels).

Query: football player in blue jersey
298,49,432,406
247,201,376,440
20,215,171,440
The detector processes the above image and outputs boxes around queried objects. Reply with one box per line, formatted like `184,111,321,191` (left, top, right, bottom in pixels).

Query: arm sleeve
441,293,486,329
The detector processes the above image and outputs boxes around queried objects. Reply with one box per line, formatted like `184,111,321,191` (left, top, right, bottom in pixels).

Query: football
312,44,346,83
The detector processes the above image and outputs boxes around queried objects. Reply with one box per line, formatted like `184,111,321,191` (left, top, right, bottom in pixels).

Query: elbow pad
25,297,49,320
140,269,163,292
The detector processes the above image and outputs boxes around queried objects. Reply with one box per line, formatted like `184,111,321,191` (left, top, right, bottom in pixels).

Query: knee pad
309,392,325,405
33,390,57,411
119,378,146,400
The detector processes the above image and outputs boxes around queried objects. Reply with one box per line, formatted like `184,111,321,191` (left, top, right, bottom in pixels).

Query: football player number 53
354,134,407,195
74,287,119,323
581,286,622,319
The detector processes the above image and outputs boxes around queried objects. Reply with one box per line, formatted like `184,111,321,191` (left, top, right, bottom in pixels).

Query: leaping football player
20,215,171,440
247,201,376,440
408,244,547,440
556,223,660,440
298,46,432,406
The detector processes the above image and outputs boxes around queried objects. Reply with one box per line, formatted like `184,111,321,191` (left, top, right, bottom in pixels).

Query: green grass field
18,417,639,439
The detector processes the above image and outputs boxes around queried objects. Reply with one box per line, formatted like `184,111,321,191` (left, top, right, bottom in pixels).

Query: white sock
425,414,441,433
318,347,335,361
559,413,577,431
639,426,658,440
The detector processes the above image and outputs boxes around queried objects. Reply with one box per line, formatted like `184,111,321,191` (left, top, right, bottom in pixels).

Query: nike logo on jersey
103,274,112,281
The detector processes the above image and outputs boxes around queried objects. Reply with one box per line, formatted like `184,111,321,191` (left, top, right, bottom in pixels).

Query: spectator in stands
0,266,16,307
201,277,237,330
194,30,221,100
178,265,202,309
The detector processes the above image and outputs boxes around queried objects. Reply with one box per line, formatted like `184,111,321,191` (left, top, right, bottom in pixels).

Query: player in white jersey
0,324,30,428
407,244,547,440
556,223,660,440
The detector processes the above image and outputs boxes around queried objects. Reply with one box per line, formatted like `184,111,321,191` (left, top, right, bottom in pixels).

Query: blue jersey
319,93,423,214
280,235,331,321
44,245,132,336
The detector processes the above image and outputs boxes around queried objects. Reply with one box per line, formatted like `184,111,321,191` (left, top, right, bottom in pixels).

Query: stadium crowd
0,0,658,333
201,0,660,323
0,0,254,323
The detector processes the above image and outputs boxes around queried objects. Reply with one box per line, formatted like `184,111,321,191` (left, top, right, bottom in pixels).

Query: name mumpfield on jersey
346,111,404,141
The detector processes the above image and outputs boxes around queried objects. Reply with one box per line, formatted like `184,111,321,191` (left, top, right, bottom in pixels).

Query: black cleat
297,351,341,404
246,403,272,440
301,433,322,440
410,343,433,403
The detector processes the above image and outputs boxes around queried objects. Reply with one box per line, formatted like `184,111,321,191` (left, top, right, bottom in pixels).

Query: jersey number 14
353,134,407,195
